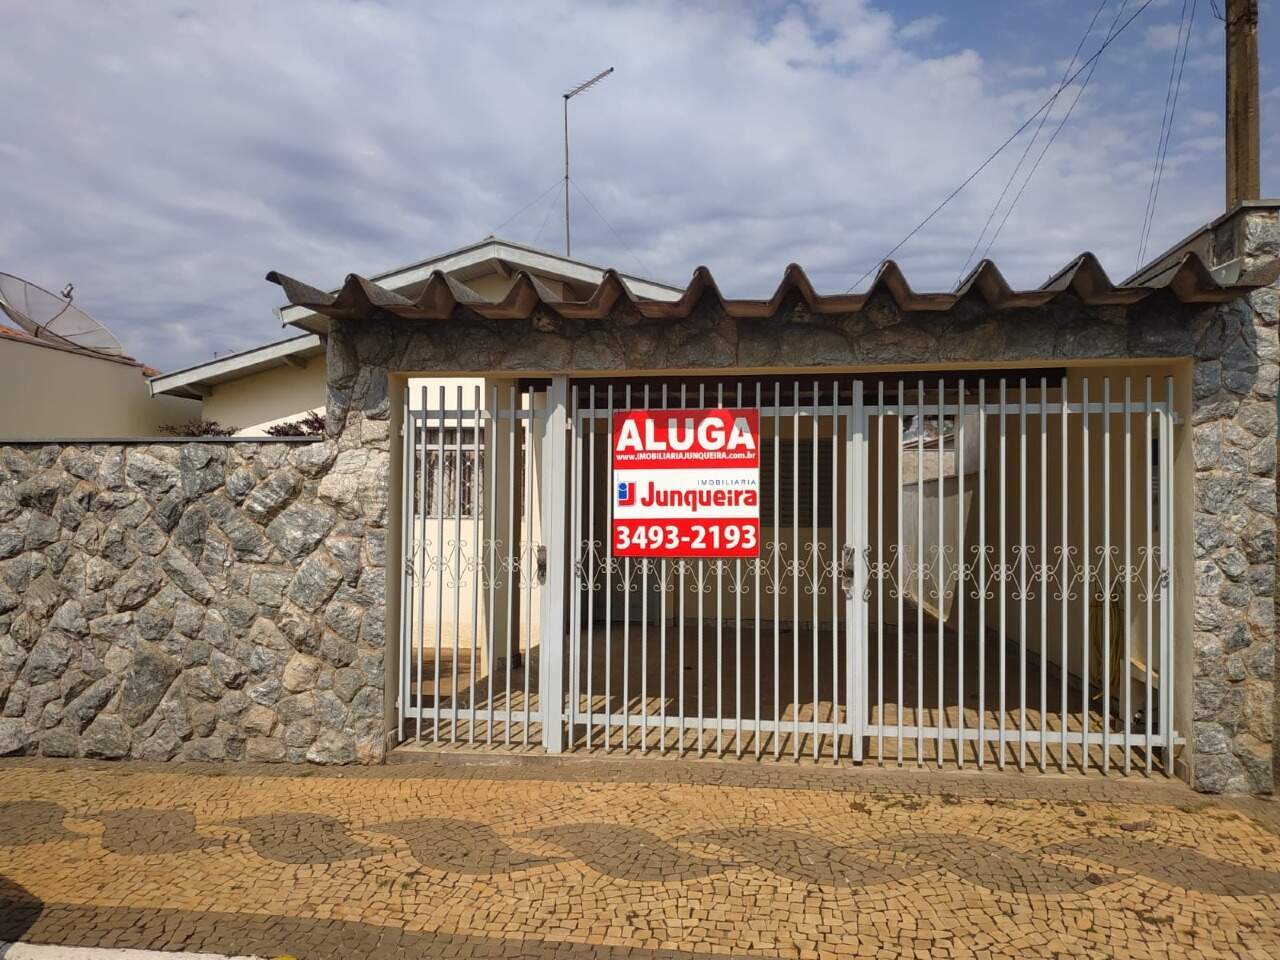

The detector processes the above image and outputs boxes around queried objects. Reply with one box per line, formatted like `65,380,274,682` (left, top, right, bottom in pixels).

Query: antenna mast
563,66,614,256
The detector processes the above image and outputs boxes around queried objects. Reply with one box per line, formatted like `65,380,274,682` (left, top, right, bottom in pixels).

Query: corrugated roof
266,252,1274,325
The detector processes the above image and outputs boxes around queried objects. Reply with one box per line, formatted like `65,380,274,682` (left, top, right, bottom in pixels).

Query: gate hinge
536,545,548,585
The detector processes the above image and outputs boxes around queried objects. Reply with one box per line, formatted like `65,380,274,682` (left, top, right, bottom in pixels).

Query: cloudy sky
1,0,1277,369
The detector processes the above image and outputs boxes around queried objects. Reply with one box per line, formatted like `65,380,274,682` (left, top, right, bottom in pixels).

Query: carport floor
406,618,1170,774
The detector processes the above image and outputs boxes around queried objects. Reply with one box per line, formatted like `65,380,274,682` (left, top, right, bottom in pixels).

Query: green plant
158,418,238,437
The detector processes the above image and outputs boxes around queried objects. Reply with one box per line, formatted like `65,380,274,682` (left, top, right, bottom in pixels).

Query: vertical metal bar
1162,375,1175,771
451,386,463,743
877,382,886,764
773,381,782,760
812,380,821,761
623,383,632,752
1152,376,1162,773
897,380,905,765
997,378,1007,769
537,377,569,753
717,382,725,758
1060,375,1070,772
977,379,986,768
487,385,498,745
1123,376,1133,774
660,383,669,754
937,378,945,767
434,385,446,742
418,387,430,744
1081,377,1091,773
679,383,688,753
505,385,516,746
956,380,966,768
605,384,614,751
399,386,411,743
698,382,706,756
1039,376,1048,771
1018,377,1027,772
755,381,763,759
522,384,534,746
1102,377,1112,772
470,384,482,744
915,379,924,766
568,385,582,750
736,381,745,758
641,384,650,753
586,386,596,748
831,379,841,762
792,380,801,760
853,379,867,763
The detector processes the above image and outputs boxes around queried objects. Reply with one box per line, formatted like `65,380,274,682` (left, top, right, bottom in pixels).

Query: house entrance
398,372,1180,774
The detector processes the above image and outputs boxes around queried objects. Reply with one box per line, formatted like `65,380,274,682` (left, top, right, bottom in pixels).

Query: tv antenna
563,66,613,256
0,273,125,356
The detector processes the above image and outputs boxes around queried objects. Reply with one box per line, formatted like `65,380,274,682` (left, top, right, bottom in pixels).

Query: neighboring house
0,323,198,439
148,236,683,434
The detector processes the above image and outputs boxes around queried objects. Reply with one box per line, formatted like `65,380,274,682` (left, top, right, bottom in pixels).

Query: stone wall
0,439,388,763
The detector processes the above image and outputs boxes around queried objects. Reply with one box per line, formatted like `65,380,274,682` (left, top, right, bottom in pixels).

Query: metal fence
398,373,1180,775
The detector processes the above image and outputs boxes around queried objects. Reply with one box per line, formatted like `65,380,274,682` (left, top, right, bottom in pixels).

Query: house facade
0,205,1276,794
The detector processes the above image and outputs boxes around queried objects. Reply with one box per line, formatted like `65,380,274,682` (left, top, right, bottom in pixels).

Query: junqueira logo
616,481,636,506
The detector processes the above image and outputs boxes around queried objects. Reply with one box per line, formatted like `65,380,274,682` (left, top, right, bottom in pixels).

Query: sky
0,0,1277,370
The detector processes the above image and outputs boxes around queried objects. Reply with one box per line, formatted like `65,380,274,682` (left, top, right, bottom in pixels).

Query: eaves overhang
149,333,324,400
266,252,1275,329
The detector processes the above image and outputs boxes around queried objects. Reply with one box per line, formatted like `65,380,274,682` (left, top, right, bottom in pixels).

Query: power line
569,178,659,279
1137,0,1198,269
490,178,565,237
953,0,1111,288
979,0,1131,266
846,0,1157,293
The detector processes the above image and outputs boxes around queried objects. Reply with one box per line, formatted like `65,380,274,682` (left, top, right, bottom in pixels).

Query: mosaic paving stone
0,755,1277,959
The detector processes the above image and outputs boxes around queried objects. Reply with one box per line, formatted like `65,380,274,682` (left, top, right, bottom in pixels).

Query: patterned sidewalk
1,754,1278,958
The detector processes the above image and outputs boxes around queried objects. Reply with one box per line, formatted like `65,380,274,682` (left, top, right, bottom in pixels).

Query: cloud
899,14,946,42
0,0,1265,369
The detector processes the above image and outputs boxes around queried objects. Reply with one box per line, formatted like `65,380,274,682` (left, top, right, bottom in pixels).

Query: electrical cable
979,0,1131,266
569,178,660,280
1137,0,1198,269
490,178,565,237
846,0,1157,293
953,0,1111,288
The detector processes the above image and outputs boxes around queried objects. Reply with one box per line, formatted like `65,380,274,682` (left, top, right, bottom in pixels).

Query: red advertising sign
612,408,760,558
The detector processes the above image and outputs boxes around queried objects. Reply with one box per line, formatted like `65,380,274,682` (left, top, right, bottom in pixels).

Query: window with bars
759,439,835,528
415,427,484,518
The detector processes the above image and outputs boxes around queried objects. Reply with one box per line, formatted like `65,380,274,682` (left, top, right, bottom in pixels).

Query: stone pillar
1190,207,1279,792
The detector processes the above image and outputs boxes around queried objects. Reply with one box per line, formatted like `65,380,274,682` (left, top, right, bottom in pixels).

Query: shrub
158,418,238,437
265,410,326,437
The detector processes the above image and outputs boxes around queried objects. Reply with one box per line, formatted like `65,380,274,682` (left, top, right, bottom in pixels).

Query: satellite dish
0,272,125,356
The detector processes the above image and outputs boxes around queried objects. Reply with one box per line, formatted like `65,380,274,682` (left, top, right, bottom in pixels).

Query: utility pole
1225,0,1260,209
563,67,614,256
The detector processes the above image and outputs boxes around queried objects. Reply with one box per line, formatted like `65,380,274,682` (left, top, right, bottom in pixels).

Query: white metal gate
400,372,1179,775
565,380,864,759
861,374,1178,774
398,381,561,747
